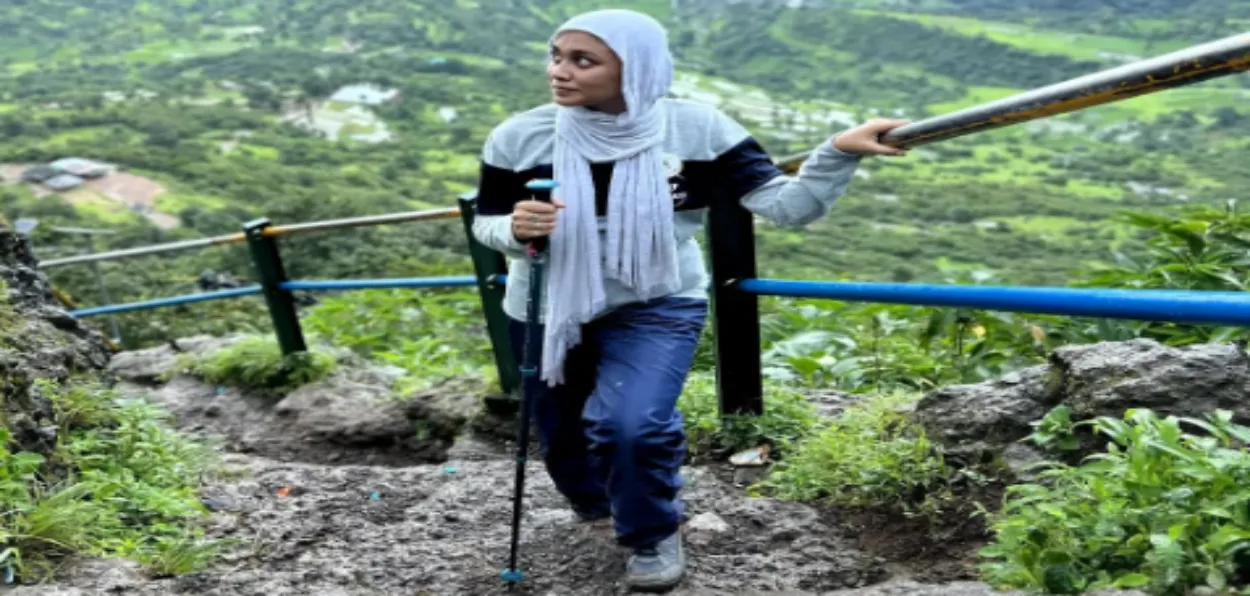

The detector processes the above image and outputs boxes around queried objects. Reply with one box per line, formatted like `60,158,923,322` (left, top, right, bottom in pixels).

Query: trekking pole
500,178,559,587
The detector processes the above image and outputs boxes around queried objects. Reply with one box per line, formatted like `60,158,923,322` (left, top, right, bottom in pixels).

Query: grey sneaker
625,532,685,591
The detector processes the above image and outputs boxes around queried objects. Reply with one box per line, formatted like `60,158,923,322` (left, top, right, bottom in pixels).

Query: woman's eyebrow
551,43,601,60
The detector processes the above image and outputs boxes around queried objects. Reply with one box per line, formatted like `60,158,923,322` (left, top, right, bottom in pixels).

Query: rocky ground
7,336,1006,596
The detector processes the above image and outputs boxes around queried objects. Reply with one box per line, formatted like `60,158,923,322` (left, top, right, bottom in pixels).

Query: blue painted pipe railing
71,276,480,318
736,278,1250,327
74,273,1250,330
71,286,264,318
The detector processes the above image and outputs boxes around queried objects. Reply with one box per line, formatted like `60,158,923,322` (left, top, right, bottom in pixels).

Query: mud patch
827,482,1005,584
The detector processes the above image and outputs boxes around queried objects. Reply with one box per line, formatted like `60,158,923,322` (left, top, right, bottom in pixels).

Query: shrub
301,288,497,392
176,335,337,395
677,372,821,459
978,408,1250,595
1,380,221,582
753,391,952,516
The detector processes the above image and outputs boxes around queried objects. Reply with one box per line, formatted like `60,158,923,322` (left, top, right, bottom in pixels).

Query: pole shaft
706,199,765,416
244,218,307,355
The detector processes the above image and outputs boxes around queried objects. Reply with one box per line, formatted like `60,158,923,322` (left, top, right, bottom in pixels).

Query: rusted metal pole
777,31,1250,172
38,207,463,268
40,232,247,268
263,207,461,237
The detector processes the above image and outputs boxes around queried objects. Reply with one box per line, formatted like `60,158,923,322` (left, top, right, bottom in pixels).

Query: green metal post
458,192,521,395
244,218,307,355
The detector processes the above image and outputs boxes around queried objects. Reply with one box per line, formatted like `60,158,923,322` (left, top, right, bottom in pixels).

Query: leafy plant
677,372,821,459
754,261,1060,395
1026,405,1082,453
175,335,337,395
1065,200,1250,347
301,284,498,393
979,408,1250,595
754,391,952,516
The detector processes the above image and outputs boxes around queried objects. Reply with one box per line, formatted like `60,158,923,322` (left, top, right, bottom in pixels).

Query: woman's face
548,31,624,112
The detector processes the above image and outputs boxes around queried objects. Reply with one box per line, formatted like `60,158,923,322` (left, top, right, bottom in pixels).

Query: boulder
107,334,245,384
913,338,1250,463
108,337,518,466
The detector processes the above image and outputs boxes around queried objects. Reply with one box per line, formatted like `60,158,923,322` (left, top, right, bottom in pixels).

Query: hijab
542,9,681,386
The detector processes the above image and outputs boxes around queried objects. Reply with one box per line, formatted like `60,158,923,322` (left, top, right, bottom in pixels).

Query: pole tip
525,179,559,191
500,568,524,583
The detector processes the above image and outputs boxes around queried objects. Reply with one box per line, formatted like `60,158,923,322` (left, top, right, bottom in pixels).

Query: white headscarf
542,9,682,386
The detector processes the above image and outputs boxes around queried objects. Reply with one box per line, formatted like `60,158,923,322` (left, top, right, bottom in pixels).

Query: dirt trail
9,339,1003,595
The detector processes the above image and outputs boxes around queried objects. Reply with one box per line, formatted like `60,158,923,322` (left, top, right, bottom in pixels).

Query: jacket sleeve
709,109,863,228
470,128,530,260
739,141,862,228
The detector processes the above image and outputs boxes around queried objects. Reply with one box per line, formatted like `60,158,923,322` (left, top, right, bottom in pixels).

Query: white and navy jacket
472,98,863,323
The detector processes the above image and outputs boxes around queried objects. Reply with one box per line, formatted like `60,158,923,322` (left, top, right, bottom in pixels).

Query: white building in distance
330,84,400,106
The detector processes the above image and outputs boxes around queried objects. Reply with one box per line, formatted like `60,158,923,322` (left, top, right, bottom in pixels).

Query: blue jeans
508,296,708,550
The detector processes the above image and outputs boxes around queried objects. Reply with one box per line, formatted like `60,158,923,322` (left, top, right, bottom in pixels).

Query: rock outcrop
108,335,513,466
914,338,1250,466
0,229,111,457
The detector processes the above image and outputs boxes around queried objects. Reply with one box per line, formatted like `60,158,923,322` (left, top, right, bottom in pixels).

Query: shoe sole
627,573,684,592
626,543,685,591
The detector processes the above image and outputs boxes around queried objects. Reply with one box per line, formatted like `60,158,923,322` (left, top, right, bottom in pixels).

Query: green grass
6,61,39,74
992,215,1135,244
59,190,150,226
42,127,115,145
338,122,381,139
411,49,506,68
546,0,672,21
752,391,952,516
0,378,223,582
235,144,280,160
170,335,338,397
421,149,477,176
1062,179,1129,201
1085,86,1250,123
928,86,1021,114
123,39,249,63
861,10,1187,61
153,187,232,215
202,87,245,105
678,371,822,459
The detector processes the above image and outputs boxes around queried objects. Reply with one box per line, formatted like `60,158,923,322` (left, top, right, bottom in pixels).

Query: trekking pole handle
524,179,559,255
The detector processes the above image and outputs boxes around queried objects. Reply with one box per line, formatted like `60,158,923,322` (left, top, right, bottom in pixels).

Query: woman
472,8,907,590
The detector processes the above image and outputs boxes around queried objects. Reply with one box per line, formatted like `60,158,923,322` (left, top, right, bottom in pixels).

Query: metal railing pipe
777,32,1250,171
40,233,247,268
70,285,262,318
280,276,478,292
39,207,463,268
263,207,461,238
735,278,1250,327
